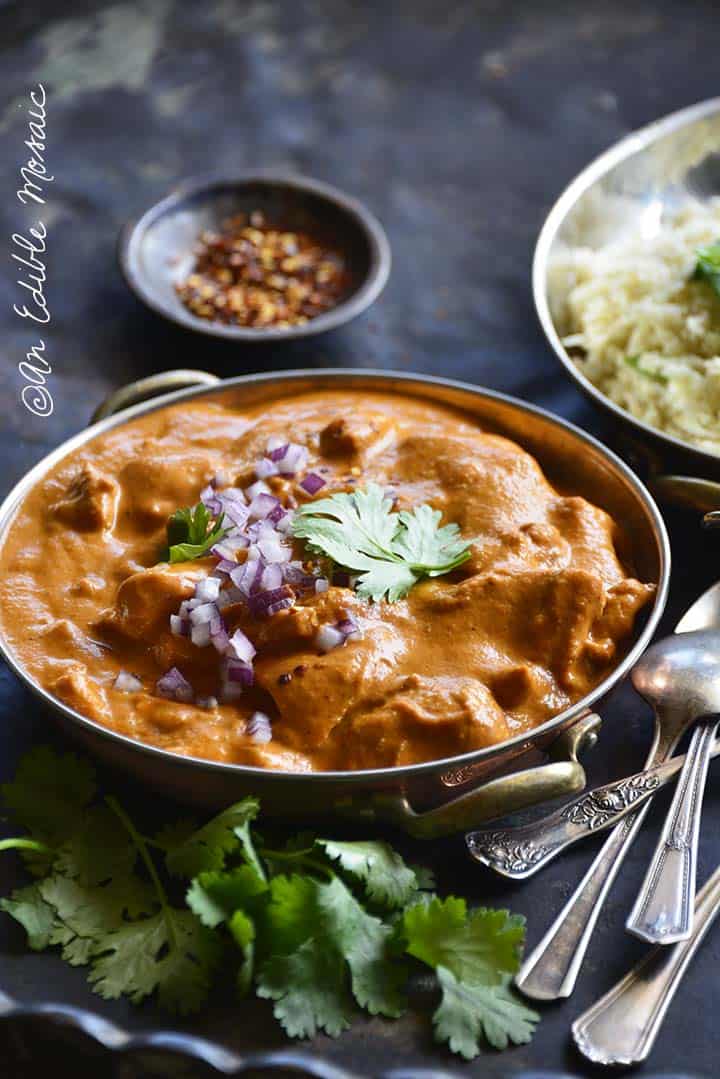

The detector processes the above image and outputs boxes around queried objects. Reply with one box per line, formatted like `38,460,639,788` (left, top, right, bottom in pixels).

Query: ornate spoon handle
573,862,720,1065
514,703,693,1001
627,717,719,944
467,758,680,880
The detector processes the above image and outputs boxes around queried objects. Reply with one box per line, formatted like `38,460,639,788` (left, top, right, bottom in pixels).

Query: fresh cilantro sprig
166,502,228,564
692,239,720,298
291,483,472,601
0,747,538,1059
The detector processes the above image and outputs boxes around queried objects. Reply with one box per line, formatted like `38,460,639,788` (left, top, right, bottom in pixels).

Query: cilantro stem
0,837,52,855
105,796,177,946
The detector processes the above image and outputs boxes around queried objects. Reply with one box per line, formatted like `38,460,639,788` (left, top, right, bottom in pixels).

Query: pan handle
647,474,720,521
354,712,601,839
91,369,220,423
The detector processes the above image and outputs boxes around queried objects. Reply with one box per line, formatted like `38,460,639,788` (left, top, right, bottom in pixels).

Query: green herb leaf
257,873,406,1036
164,798,260,877
88,909,222,1014
402,896,526,985
186,865,267,929
317,839,418,909
1,747,96,856
0,883,56,950
259,937,355,1038
434,966,539,1057
166,502,228,564
0,746,536,1058
693,239,720,297
292,483,472,601
229,908,256,995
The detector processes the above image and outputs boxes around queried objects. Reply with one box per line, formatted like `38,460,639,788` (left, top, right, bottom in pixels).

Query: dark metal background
0,1,718,1075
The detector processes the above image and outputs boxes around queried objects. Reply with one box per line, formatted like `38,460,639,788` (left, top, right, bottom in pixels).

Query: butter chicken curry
0,390,655,772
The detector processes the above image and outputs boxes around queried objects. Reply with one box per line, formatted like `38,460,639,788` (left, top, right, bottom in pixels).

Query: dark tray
2,0,720,1074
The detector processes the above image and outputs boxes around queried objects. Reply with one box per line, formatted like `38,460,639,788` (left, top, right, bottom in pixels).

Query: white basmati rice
551,199,720,455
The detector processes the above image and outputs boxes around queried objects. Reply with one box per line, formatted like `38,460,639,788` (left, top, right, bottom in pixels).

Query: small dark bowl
118,172,391,341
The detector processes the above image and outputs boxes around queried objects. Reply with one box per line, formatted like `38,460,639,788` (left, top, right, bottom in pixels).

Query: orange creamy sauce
0,390,655,773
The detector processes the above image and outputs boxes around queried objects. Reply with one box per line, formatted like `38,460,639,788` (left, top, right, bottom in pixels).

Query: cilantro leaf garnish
0,746,537,1058
692,239,720,297
291,483,472,601
166,502,228,564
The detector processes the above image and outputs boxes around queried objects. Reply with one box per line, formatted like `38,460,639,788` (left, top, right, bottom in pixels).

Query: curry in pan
0,390,654,772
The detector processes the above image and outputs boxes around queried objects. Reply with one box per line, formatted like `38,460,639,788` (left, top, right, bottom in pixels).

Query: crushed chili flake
174,211,352,329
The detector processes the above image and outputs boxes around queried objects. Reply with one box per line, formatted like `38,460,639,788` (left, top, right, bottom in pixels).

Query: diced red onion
255,457,279,480
210,619,230,653
249,492,281,520
196,695,219,709
221,585,245,606
200,484,223,515
170,614,189,637
222,487,247,504
268,443,289,462
258,536,291,563
195,577,221,603
222,501,250,528
316,624,346,652
191,622,212,647
189,602,217,625
246,711,272,743
214,557,239,575
230,558,265,596
276,443,308,475
300,472,326,495
267,435,286,452
225,658,254,685
156,667,194,703
228,628,257,663
336,616,359,636
315,578,329,594
267,503,287,525
246,479,271,500
261,563,284,591
114,670,143,693
248,585,294,618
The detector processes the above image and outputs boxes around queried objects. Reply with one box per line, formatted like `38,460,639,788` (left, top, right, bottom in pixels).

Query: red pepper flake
174,211,352,329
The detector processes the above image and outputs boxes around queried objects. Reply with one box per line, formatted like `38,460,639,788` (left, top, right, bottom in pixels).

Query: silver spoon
573,860,720,1066
514,581,720,1001
467,743,719,880
626,631,720,944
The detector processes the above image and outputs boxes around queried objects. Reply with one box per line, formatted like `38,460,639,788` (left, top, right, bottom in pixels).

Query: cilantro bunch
0,748,538,1060
292,483,472,602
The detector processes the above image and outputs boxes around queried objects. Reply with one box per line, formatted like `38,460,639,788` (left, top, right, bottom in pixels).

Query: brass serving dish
0,369,670,836
534,97,720,518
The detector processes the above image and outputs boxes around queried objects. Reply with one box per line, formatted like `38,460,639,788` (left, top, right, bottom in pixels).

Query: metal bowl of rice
534,97,720,516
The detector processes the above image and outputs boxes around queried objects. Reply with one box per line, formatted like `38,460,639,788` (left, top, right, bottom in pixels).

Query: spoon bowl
631,629,720,723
